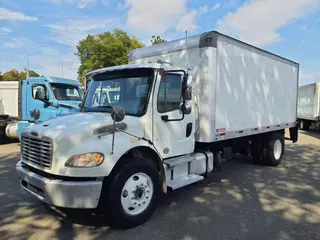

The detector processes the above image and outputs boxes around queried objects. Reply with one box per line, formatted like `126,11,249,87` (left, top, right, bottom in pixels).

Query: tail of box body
129,31,299,143
297,82,320,130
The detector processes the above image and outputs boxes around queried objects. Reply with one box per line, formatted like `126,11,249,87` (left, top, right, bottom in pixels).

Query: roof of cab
86,63,188,78
27,76,81,86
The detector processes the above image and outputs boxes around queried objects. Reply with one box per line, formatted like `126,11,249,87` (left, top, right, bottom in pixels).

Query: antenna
185,31,189,70
26,58,30,79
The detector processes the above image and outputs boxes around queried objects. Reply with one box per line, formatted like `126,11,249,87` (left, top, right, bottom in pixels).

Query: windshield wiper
97,105,113,109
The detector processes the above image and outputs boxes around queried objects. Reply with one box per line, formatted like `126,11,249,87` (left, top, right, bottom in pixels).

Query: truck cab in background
0,76,83,142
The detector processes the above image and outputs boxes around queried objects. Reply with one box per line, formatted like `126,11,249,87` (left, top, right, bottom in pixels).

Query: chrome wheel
121,172,154,216
273,139,282,160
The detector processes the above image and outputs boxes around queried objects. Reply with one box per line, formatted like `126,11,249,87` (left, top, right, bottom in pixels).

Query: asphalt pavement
0,130,319,240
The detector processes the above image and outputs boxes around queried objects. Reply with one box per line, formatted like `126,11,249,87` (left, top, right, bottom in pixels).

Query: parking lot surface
0,130,319,240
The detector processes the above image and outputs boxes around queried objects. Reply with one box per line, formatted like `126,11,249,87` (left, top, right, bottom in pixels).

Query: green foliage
151,35,167,45
0,69,39,81
76,28,145,79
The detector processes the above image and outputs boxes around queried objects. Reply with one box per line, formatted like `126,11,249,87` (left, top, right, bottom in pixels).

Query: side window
157,74,182,113
32,85,49,100
66,89,80,98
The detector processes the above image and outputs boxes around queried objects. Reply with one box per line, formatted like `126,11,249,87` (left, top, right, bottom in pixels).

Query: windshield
82,68,154,116
51,83,83,101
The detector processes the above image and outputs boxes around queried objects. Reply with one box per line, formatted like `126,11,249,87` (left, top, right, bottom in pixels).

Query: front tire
105,160,160,228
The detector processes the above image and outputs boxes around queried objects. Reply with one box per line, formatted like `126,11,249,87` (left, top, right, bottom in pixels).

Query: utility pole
25,58,30,79
61,61,64,77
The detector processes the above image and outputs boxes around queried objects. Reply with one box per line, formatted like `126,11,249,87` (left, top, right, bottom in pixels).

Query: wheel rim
300,121,304,129
121,172,154,216
273,139,282,160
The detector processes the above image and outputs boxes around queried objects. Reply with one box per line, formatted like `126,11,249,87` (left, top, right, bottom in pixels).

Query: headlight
65,153,104,168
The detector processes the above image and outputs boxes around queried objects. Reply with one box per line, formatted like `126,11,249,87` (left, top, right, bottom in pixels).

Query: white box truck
297,82,320,130
16,31,299,228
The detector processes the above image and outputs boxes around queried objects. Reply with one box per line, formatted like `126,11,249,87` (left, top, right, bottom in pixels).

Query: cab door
26,82,55,122
152,72,195,159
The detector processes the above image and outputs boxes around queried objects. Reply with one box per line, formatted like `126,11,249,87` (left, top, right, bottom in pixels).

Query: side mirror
111,105,126,122
35,87,48,102
181,75,192,114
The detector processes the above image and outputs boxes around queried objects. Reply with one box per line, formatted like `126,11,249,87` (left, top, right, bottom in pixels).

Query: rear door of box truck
214,35,299,139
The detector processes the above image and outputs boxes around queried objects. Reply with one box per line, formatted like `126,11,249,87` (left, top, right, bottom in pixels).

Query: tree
151,35,167,45
76,29,145,79
0,72,3,81
1,69,39,81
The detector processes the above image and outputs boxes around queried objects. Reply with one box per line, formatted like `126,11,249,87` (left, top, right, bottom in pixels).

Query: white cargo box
297,82,320,120
129,31,299,143
0,81,19,117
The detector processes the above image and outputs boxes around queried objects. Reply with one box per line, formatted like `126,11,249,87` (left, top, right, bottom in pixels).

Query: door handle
161,115,169,122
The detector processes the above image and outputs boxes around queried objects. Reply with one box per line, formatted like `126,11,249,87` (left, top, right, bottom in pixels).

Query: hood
24,112,144,145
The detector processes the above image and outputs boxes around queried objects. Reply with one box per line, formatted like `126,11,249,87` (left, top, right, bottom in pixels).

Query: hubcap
273,139,282,160
300,121,304,129
121,172,153,216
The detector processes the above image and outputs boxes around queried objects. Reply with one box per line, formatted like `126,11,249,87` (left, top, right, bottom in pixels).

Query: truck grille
21,135,53,169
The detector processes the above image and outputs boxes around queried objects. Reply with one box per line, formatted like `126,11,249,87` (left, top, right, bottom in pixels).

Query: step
167,174,204,190
164,154,196,168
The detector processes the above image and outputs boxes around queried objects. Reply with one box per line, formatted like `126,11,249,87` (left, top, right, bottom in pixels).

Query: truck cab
5,76,83,140
16,63,194,227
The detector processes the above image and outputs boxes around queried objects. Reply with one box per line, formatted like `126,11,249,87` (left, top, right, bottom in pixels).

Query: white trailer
0,81,19,117
16,30,299,228
0,82,20,142
297,82,320,130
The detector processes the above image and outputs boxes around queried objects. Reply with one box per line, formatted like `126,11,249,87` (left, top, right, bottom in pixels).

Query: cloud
0,8,38,21
212,3,221,11
0,27,12,34
124,0,188,35
50,0,97,8
29,50,80,79
176,4,215,33
46,18,117,47
217,0,320,47
176,10,199,32
199,5,209,14
3,38,23,48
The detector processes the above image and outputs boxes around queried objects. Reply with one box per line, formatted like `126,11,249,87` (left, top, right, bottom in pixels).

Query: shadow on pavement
0,141,319,240
300,130,320,140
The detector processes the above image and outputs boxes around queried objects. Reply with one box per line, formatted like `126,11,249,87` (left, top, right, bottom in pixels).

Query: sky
0,0,320,85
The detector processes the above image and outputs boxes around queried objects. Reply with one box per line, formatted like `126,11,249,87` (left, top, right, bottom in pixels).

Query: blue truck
0,76,83,143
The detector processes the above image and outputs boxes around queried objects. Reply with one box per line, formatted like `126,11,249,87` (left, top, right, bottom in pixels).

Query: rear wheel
104,159,160,228
300,120,310,131
262,132,285,166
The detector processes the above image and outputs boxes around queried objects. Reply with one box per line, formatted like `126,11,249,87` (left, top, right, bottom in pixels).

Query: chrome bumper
16,161,103,209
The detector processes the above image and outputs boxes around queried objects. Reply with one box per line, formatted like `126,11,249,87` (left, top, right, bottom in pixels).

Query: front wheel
105,160,160,228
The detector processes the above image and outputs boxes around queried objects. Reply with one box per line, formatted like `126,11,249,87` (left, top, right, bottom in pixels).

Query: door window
157,74,182,113
32,85,49,100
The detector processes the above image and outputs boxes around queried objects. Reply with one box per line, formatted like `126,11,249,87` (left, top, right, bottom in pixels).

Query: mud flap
289,126,298,143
